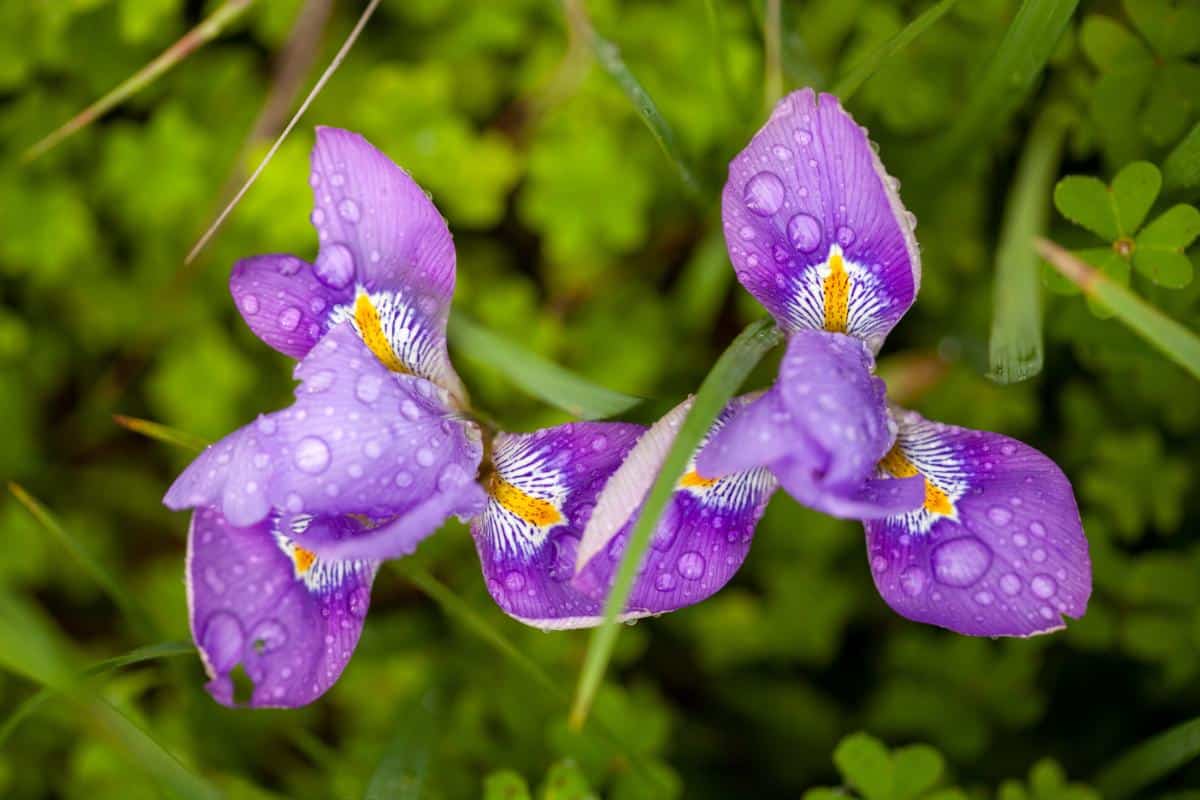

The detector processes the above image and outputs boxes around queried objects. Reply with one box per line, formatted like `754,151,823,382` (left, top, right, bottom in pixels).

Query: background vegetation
1,0,1199,797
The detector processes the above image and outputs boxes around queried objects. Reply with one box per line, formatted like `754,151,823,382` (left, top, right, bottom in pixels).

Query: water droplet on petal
293,437,331,474
305,369,335,393
871,555,889,573
836,225,856,246
330,172,346,187
999,573,1022,596
974,590,994,606
278,306,302,331
355,373,382,404
250,619,288,653
416,448,435,467
1029,521,1046,537
655,572,677,592
437,463,467,492
504,571,526,592
931,537,992,587
338,199,360,222
1030,574,1057,599
899,566,927,597
240,295,260,315
743,171,786,216
786,213,822,252
314,243,355,289
202,612,245,671
987,506,1014,525
348,587,370,618
400,400,422,421
394,471,413,488
676,551,705,580
794,129,812,146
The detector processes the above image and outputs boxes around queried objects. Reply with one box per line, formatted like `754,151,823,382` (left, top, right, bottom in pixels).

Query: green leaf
539,760,597,800
1055,176,1119,241
364,690,439,800
568,319,783,729
892,744,946,800
447,312,642,420
832,0,964,100
485,770,533,800
1079,15,1151,68
113,414,206,452
1096,715,1200,799
1132,249,1194,288
1111,161,1162,235
1124,0,1200,60
834,732,893,800
989,107,1066,383
1137,204,1200,249
1163,121,1200,191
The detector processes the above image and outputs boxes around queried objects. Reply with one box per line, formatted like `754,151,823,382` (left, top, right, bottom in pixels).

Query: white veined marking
879,415,968,536
482,433,570,558
782,245,893,348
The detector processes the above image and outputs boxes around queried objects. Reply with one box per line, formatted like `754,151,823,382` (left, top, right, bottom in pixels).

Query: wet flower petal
229,254,346,359
471,422,645,629
187,508,377,708
865,409,1091,637
722,89,920,352
698,330,922,519
164,323,482,528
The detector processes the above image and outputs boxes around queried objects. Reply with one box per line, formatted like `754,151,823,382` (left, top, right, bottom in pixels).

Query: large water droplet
1030,574,1057,599
931,537,992,587
202,612,245,671
836,225,856,246
987,505,1014,526
786,213,822,252
655,572,677,592
416,448,435,467
278,306,302,331
676,551,706,580
899,566,927,597
314,243,355,289
503,571,526,592
293,436,331,474
743,171,786,216
250,619,288,654
240,294,260,315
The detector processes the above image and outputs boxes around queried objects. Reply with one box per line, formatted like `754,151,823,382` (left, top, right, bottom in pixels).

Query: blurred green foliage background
1,0,1199,797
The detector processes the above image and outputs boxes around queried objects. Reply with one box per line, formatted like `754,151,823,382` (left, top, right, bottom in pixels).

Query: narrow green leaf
447,312,642,420
1054,176,1119,241
1111,161,1162,235
1096,716,1200,799
22,0,257,162
114,414,207,452
702,0,738,119
832,0,963,100
0,641,193,748
90,700,222,800
989,107,1067,383
1163,121,1200,192
564,0,701,197
364,690,440,800
929,0,1078,172
7,483,157,638
672,227,735,333
568,319,783,729
763,0,783,109
1037,237,1200,379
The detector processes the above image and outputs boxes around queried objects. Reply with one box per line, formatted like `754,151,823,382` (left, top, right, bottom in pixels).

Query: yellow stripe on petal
880,443,954,516
823,252,850,333
354,290,410,373
489,474,563,527
679,469,717,489
292,545,317,575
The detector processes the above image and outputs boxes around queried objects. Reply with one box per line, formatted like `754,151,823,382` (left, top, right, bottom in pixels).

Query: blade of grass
703,0,737,119
672,227,736,333
832,0,963,100
1036,237,1200,380
927,0,1077,174
364,689,439,800
91,700,222,800
0,641,193,748
568,318,782,729
1097,717,1200,799
22,0,256,162
988,105,1068,383
8,483,157,638
185,0,383,265
763,0,783,108
114,414,207,452
563,0,701,198
448,312,643,420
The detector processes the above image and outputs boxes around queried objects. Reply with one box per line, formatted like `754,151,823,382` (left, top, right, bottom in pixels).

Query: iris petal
229,254,345,359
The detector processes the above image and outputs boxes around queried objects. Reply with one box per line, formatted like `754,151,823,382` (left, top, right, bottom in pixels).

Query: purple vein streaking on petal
164,323,482,528
865,409,1091,637
574,397,778,617
471,422,646,630
188,508,377,708
697,330,923,520
230,254,348,359
722,88,920,353
308,127,465,402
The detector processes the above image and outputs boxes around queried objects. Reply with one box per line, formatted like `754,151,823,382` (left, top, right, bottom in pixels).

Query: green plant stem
832,0,963,100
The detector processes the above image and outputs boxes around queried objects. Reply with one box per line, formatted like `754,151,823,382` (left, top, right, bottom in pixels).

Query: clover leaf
803,733,966,800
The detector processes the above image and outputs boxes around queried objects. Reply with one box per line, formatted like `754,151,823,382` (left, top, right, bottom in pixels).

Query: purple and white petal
188,508,377,708
471,422,645,630
698,330,923,520
723,88,920,352
229,254,347,359
865,409,1091,637
164,323,482,528
309,128,464,402
574,397,778,616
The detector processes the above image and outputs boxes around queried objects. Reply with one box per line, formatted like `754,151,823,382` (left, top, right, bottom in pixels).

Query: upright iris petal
865,410,1091,636
722,89,920,353
230,127,466,405
698,331,923,519
574,398,778,616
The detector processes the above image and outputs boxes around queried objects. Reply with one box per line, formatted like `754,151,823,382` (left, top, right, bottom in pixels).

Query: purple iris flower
164,129,777,707
695,89,1091,637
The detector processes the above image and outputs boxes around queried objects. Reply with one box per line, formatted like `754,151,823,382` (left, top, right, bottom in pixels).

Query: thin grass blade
364,689,440,800
1097,717,1200,799
563,0,701,197
114,414,207,452
22,0,256,162
91,700,222,800
1036,237,1200,380
568,318,782,729
447,313,642,420
8,483,157,637
185,0,383,265
832,0,963,100
764,0,783,108
988,106,1068,383
703,0,738,119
